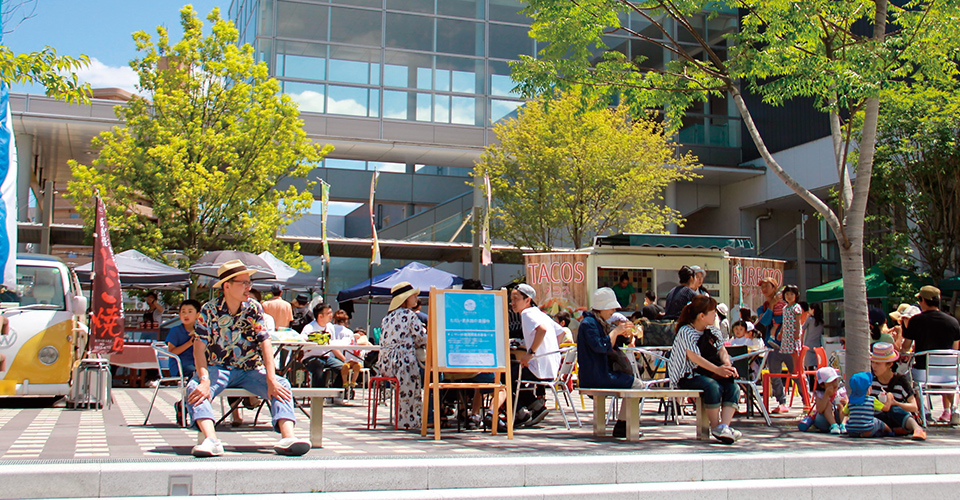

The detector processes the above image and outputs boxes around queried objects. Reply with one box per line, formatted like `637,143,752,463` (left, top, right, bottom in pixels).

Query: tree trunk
839,232,870,379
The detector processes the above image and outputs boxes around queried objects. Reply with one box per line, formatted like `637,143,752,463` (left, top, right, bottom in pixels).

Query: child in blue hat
843,371,892,437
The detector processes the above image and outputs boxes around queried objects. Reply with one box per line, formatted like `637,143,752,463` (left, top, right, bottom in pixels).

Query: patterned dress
377,307,427,430
779,302,803,354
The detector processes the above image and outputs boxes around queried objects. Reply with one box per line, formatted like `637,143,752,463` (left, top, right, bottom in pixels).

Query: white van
0,254,87,397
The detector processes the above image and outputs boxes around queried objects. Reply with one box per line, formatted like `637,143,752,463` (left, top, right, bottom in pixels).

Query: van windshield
3,266,67,310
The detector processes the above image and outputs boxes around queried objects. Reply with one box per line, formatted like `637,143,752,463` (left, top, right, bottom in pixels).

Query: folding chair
144,342,189,426
513,346,582,429
731,348,772,426
911,350,960,427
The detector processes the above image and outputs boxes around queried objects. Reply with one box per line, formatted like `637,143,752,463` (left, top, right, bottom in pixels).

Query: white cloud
74,58,139,94
288,90,325,113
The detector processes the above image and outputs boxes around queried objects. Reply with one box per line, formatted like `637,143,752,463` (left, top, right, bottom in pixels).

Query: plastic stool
367,376,399,430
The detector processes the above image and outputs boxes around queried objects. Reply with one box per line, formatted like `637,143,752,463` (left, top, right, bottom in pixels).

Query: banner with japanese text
90,196,124,353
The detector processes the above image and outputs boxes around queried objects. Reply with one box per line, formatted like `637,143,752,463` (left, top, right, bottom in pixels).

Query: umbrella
254,251,323,291
75,249,190,290
188,250,276,280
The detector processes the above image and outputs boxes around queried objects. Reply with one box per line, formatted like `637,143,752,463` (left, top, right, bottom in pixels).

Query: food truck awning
594,233,755,250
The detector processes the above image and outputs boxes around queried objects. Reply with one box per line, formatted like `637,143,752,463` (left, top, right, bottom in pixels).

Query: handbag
609,349,634,375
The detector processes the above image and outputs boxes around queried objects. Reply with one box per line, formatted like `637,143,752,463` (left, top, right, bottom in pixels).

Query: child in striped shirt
843,372,892,438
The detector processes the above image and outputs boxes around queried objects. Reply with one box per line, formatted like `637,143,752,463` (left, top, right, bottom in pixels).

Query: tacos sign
525,253,590,319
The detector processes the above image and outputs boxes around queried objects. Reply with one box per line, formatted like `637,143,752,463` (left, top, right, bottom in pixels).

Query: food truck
0,255,88,397
525,234,785,328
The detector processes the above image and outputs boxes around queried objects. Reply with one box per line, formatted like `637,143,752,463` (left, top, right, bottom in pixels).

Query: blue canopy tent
336,261,467,304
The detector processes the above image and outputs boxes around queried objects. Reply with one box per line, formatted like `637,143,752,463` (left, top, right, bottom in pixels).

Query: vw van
0,254,87,397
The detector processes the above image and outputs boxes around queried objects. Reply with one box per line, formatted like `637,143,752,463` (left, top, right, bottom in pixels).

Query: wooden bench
204,388,342,447
579,388,707,442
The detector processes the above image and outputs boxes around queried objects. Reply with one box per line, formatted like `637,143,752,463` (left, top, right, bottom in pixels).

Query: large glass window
327,84,379,117
489,0,527,24
259,0,275,37
490,98,521,124
437,56,481,94
369,161,406,173
325,158,367,170
276,41,326,80
328,46,380,85
330,6,382,46
386,0,433,14
385,12,433,51
450,96,479,125
276,1,328,41
333,0,382,7
489,23,533,59
439,0,483,19
436,18,483,56
383,50,431,88
284,81,326,113
489,60,518,97
383,89,410,119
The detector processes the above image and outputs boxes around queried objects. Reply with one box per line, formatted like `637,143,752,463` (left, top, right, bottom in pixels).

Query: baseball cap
515,283,536,301
816,367,840,385
917,285,940,300
690,265,705,276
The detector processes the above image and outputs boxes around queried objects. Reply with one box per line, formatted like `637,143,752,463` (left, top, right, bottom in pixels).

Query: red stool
367,376,400,430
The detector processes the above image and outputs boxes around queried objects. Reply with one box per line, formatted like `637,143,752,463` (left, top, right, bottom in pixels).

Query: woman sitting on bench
578,288,649,439
667,295,742,444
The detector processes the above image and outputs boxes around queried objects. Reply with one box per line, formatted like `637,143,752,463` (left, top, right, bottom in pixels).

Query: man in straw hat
185,260,311,457
900,285,960,424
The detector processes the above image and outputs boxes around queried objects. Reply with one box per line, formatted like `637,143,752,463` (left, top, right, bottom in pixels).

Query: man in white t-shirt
301,304,346,388
511,283,561,427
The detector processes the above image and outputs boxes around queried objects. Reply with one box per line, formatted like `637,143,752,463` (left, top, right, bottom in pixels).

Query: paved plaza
1,388,957,462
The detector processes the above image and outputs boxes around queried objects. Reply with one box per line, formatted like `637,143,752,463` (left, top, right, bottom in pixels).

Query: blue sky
4,1,228,94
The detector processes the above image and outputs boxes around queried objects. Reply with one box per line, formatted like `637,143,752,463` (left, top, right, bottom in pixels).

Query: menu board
435,291,505,369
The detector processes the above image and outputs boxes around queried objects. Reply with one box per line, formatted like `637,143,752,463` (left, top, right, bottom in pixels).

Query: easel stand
421,287,513,440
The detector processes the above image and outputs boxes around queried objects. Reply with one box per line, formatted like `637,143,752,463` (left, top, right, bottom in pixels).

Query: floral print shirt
195,296,269,370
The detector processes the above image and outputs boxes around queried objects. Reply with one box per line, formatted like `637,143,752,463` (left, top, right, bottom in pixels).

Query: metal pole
797,217,807,301
366,260,372,333
40,180,53,254
471,182,482,280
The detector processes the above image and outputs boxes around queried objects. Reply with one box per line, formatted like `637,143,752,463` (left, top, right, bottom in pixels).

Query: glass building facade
230,0,741,161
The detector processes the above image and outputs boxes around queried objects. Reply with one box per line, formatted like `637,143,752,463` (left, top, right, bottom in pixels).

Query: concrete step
6,447,960,499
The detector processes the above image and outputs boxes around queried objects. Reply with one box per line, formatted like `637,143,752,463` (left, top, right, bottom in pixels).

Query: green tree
871,86,960,283
474,88,698,251
513,0,960,376
0,45,88,102
66,6,331,270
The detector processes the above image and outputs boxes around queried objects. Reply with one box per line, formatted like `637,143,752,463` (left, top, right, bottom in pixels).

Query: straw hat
388,281,420,312
213,260,258,288
871,342,899,363
889,303,911,322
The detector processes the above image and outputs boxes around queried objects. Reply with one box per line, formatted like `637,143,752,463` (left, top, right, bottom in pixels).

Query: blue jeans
876,406,912,430
186,365,296,433
677,375,740,410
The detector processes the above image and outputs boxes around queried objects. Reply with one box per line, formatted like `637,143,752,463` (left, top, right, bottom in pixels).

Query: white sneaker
711,425,735,444
729,426,742,442
274,437,311,456
192,438,224,457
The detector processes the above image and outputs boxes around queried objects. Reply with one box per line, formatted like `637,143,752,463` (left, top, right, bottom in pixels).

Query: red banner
90,196,124,353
